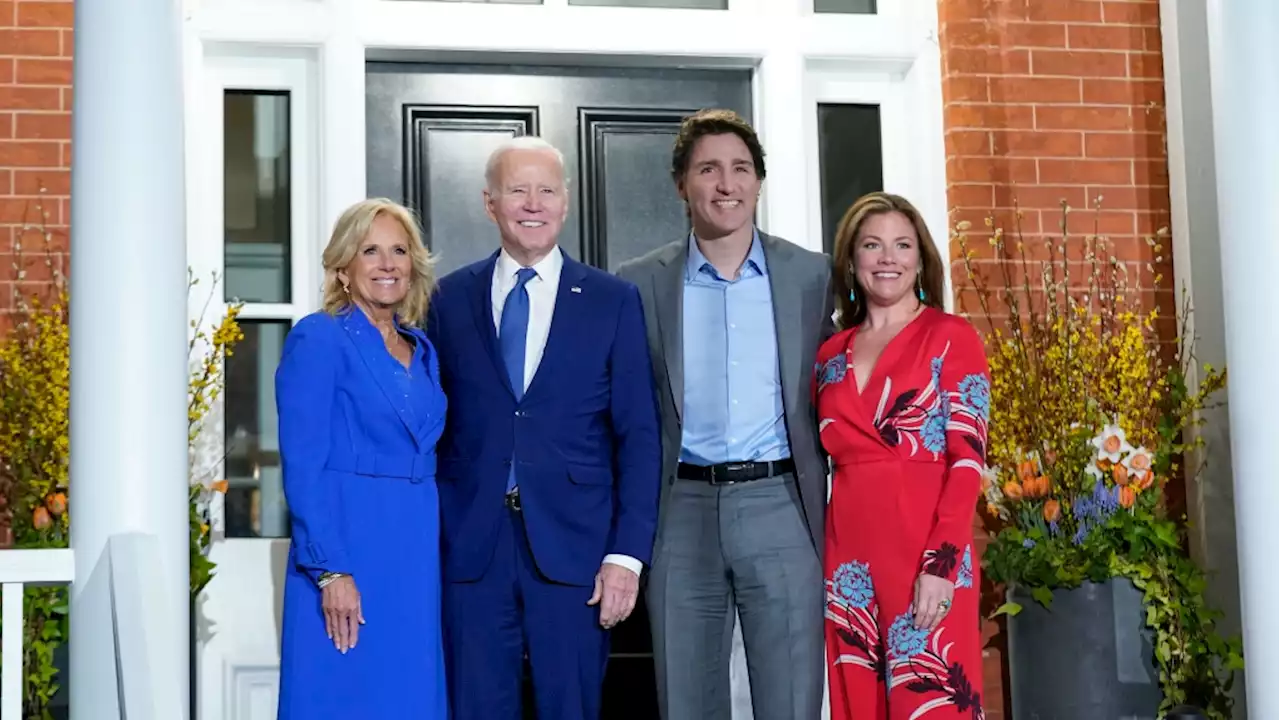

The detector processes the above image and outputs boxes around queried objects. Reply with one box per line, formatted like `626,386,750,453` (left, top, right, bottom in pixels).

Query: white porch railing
0,548,75,720
0,536,183,720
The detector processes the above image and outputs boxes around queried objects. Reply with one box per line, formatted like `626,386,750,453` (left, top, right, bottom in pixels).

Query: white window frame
186,47,320,537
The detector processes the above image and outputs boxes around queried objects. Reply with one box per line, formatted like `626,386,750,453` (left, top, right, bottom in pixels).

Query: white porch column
1205,0,1280,717
70,0,190,718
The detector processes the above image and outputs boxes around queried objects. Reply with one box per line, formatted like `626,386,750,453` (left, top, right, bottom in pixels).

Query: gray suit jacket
616,232,836,555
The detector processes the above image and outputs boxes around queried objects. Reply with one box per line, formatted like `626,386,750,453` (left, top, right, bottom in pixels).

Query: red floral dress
813,307,990,720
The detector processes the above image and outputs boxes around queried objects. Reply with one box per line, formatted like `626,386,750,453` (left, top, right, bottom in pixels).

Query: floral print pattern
833,561,875,609
955,545,974,589
882,612,985,720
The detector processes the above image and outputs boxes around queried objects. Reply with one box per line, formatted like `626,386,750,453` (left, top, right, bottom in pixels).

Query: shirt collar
685,228,765,281
497,244,563,283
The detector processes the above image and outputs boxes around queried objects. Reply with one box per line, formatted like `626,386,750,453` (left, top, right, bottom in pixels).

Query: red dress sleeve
918,319,991,584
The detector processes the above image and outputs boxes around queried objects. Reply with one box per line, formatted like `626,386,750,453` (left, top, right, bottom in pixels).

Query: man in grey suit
616,109,834,720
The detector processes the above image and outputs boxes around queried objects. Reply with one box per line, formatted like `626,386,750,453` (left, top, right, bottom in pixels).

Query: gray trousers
647,473,824,720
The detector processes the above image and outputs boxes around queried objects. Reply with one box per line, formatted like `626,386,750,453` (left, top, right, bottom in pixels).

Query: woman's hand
322,575,364,653
911,573,954,631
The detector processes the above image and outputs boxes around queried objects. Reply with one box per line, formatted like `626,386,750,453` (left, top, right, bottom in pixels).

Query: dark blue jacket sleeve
607,284,662,565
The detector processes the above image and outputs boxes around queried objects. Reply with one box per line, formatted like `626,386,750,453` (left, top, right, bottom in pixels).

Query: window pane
224,320,291,539
224,91,292,303
815,0,875,13
817,103,883,256
570,0,726,7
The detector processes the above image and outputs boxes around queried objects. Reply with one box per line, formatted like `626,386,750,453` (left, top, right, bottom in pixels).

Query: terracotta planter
1007,578,1162,719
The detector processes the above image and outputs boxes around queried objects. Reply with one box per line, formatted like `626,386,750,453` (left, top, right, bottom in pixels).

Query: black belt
677,459,795,485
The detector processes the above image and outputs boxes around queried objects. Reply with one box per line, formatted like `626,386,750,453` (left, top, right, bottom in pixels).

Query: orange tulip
1043,499,1061,523
45,492,67,516
1002,481,1024,501
1135,471,1154,490
1118,486,1136,508
1018,461,1037,481
1036,475,1051,497
1112,464,1130,486
32,506,51,530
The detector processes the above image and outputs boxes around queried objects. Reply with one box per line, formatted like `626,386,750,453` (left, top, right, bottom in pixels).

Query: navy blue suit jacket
427,250,662,587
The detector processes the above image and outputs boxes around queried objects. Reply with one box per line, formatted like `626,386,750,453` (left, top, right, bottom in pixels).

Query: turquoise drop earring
849,288,856,302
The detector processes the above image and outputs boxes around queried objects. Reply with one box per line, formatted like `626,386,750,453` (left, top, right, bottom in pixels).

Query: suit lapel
653,243,686,423
339,310,420,447
761,233,802,417
523,255,587,401
468,252,517,400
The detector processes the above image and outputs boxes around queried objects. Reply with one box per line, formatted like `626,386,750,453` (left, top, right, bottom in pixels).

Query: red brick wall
937,0,1174,716
0,0,72,333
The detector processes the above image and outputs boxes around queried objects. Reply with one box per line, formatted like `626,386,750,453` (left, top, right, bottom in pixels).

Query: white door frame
184,1,947,718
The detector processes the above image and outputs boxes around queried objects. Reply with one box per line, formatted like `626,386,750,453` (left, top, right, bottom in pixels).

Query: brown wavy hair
321,198,436,326
831,192,946,331
670,108,767,180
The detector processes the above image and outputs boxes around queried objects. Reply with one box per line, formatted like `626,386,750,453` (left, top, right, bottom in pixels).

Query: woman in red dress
814,192,989,720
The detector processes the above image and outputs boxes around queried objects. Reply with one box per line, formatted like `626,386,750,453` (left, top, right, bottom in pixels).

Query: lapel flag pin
571,286,582,293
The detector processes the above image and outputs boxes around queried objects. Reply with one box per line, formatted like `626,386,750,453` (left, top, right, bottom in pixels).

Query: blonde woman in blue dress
275,198,447,718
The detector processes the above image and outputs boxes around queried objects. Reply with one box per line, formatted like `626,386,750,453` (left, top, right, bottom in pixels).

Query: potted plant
954,203,1243,719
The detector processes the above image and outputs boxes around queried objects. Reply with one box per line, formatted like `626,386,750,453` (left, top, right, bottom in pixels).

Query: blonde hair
321,198,436,326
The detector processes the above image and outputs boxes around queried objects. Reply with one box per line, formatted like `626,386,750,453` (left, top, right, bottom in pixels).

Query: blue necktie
500,267,537,492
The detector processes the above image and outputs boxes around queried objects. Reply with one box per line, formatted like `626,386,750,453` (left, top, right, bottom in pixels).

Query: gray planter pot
1007,578,1162,719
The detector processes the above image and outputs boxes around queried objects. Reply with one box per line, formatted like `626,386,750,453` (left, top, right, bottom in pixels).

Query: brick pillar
0,0,73,333
936,1,1175,716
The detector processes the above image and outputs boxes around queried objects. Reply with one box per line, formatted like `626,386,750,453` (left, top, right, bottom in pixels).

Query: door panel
367,63,751,276
403,105,541,271
579,109,694,271
366,62,751,717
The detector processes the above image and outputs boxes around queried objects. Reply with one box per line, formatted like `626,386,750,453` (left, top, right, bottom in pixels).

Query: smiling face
677,132,761,241
483,147,568,265
337,212,413,313
853,210,923,309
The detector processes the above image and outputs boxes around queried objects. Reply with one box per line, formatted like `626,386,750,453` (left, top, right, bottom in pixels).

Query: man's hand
587,562,639,629
321,575,364,653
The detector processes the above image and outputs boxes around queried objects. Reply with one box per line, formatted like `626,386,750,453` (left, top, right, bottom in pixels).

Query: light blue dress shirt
680,231,791,465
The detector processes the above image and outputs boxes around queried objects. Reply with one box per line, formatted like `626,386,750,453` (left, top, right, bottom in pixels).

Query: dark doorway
366,61,752,718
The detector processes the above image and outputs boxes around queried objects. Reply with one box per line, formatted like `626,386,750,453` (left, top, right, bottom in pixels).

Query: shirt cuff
602,553,643,577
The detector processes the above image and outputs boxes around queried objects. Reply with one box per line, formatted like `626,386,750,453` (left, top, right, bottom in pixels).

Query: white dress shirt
491,246,643,578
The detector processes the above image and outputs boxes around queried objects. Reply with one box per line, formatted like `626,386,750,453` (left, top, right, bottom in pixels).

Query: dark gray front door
366,62,751,717
366,62,751,277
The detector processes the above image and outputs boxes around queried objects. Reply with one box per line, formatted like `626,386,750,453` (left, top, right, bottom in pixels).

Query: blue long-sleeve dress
275,307,448,719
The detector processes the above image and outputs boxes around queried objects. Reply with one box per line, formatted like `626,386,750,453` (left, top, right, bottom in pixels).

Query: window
223,320,291,538
814,0,875,13
221,89,297,538
816,103,883,255
224,91,292,304
199,54,316,541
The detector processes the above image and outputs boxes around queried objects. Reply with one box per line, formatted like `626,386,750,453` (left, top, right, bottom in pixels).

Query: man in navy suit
427,136,661,720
